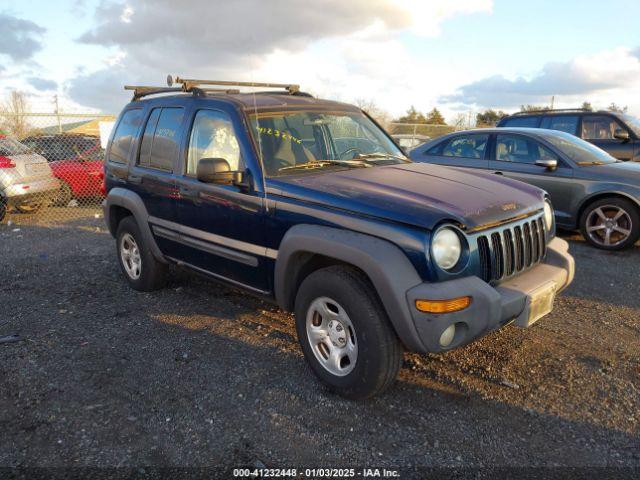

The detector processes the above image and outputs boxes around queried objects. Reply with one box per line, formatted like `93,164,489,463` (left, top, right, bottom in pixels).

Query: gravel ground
0,211,639,476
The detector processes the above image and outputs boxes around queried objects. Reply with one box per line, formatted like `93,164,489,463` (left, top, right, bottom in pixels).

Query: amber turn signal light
415,296,472,314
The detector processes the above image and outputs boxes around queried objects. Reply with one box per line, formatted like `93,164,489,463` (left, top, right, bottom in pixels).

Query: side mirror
196,158,244,185
614,128,630,141
535,159,558,171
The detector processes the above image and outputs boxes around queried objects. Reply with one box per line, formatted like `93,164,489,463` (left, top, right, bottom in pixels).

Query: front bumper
3,177,60,206
406,237,574,353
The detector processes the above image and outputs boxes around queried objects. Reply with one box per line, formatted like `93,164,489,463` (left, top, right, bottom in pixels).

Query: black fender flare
274,224,426,351
103,188,167,263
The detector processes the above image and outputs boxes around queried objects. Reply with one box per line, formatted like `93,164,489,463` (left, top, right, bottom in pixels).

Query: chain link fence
0,112,115,225
388,122,469,151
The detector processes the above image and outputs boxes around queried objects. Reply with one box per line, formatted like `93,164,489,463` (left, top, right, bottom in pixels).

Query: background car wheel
580,197,640,250
15,203,44,214
0,199,6,222
116,216,168,291
294,265,403,400
53,181,73,207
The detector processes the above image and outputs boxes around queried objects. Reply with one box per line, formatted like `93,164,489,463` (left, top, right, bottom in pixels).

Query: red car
22,134,105,206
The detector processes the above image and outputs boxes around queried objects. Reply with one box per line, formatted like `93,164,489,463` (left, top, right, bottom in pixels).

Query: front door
489,133,578,227
167,108,269,293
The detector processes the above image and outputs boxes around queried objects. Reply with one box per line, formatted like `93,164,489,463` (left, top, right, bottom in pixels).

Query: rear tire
580,197,640,250
116,216,168,291
294,265,403,400
15,203,43,214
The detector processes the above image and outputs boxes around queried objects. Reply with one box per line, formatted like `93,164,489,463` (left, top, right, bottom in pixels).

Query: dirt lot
0,211,639,475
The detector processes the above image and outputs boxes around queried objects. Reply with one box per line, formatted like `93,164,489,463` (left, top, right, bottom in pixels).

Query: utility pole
54,95,62,133
550,95,555,110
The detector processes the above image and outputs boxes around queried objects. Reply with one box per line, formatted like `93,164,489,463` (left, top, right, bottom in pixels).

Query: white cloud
67,0,493,112
444,47,640,111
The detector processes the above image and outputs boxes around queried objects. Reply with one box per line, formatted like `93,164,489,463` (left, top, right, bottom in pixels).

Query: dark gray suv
411,128,640,250
497,109,640,162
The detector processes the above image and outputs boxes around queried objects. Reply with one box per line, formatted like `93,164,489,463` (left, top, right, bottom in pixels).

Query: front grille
477,215,547,283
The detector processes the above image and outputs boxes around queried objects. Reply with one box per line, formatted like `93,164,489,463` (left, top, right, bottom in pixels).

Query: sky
1,0,640,121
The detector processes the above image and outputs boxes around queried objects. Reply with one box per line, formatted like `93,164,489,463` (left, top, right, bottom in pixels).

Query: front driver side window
581,115,627,140
496,134,558,164
187,110,242,176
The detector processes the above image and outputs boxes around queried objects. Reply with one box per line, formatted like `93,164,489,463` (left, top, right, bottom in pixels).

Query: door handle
128,175,142,184
493,171,504,175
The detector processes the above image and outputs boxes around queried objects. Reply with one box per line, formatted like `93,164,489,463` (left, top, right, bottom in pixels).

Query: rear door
126,106,184,230
489,133,577,225
580,114,635,161
417,133,490,170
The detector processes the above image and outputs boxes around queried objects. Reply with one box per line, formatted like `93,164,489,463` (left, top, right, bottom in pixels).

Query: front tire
294,265,403,400
116,216,168,291
580,198,640,250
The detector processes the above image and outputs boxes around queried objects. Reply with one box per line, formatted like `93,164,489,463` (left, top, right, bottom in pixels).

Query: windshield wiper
354,152,409,162
279,160,369,172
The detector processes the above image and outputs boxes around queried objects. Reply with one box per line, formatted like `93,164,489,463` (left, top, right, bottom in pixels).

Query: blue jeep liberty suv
103,78,575,399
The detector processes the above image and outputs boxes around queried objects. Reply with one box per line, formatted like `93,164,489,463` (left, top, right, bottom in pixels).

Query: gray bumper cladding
405,237,575,353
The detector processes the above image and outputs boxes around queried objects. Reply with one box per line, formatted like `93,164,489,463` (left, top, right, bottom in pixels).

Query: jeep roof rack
125,76,302,101
511,108,592,116
167,75,300,94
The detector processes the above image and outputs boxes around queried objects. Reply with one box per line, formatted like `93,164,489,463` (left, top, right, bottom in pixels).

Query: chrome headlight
432,227,462,270
543,200,554,231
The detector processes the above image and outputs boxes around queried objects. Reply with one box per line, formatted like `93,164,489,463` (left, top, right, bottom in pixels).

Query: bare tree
1,91,33,139
354,98,392,130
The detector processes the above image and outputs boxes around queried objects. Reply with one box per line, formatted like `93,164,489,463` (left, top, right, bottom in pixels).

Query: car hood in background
269,162,545,231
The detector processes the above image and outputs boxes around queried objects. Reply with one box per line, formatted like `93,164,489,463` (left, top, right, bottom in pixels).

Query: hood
582,161,640,182
269,162,545,231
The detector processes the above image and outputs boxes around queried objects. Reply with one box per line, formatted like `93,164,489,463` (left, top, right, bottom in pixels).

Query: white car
0,136,60,221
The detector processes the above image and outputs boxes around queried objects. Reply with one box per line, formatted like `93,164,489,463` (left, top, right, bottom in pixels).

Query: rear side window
501,116,540,128
540,115,579,135
433,134,489,159
109,109,143,164
137,107,184,172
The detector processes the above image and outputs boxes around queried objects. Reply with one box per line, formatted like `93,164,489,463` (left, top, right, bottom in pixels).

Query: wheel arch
576,190,640,226
104,187,167,263
274,224,425,351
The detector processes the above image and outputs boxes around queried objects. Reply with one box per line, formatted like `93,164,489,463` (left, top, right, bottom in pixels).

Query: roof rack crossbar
168,76,300,94
513,107,592,115
124,85,184,100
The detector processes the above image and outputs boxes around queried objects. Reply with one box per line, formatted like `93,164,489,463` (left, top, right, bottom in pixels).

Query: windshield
539,130,619,165
0,137,32,156
620,114,640,136
249,110,408,176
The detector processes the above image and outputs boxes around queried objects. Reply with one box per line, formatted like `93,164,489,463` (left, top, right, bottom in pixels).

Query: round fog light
439,324,456,347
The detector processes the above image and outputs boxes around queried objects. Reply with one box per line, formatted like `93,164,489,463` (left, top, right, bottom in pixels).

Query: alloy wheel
120,233,142,280
305,296,358,377
585,205,633,248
